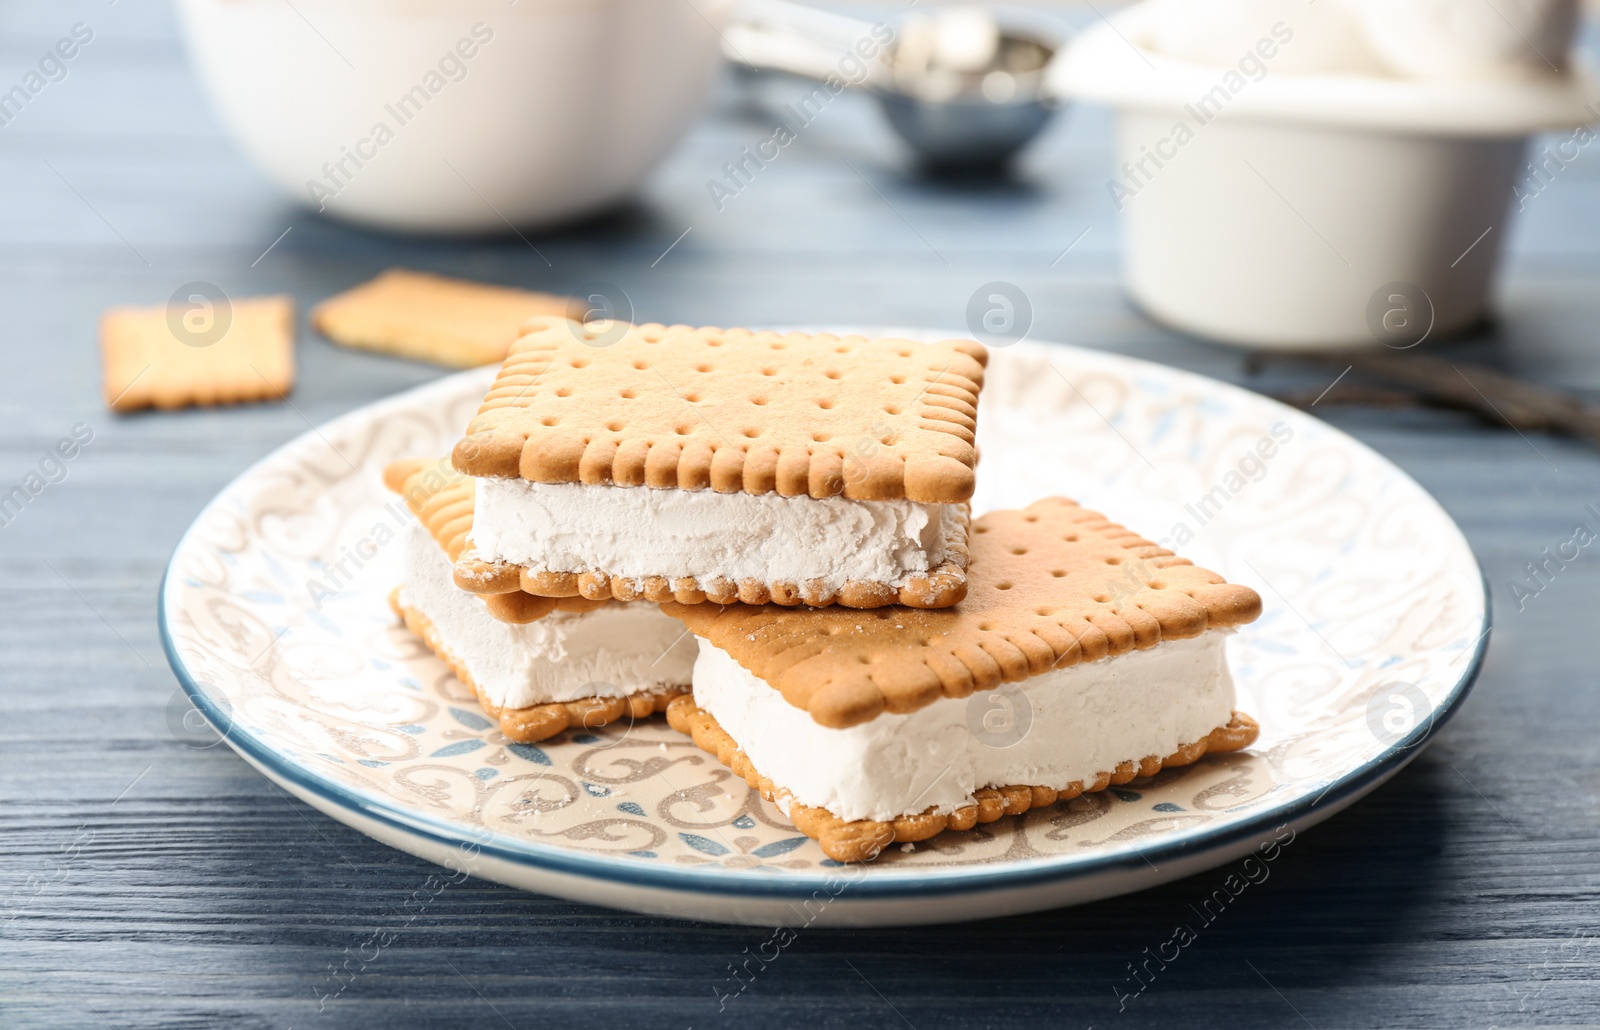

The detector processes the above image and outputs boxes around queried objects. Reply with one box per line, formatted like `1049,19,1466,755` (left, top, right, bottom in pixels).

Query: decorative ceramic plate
159,336,1488,927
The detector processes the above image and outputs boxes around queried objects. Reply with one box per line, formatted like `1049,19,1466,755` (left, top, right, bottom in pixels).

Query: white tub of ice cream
1051,0,1600,349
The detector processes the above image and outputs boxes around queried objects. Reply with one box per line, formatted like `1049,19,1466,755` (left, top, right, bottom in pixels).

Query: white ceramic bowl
1052,4,1600,349
176,0,728,234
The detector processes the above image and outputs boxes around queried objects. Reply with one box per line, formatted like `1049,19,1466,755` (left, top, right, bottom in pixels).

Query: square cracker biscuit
314,268,584,368
450,321,988,504
101,294,295,413
661,496,1263,729
383,457,608,625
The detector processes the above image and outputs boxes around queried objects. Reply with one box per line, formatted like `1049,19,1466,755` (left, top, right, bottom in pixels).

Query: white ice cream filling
1141,0,1577,80
471,477,959,592
396,524,697,711
691,634,1239,823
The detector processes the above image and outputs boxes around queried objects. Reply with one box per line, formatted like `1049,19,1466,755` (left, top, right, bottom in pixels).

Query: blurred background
13,0,1600,366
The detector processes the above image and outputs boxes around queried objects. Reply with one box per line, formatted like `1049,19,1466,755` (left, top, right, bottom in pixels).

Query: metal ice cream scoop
724,0,1064,171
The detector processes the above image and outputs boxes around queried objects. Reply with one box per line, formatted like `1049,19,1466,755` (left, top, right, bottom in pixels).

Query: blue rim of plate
157,352,1491,903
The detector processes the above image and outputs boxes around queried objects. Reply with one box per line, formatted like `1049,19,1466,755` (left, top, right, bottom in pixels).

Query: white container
1351,0,1580,82
1052,4,1600,349
175,0,729,234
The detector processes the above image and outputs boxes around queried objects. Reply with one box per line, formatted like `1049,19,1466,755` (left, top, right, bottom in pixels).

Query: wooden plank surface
2,1,1598,1027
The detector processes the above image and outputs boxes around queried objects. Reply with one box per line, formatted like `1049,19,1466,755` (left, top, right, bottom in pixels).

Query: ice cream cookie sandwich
661,497,1262,862
450,321,987,609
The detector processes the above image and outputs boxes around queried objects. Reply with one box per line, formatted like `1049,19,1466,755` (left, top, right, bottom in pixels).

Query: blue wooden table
3,1,1598,1027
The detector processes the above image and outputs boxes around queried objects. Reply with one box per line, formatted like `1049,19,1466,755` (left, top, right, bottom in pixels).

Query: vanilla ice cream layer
1142,0,1576,81
1352,0,1577,81
1144,0,1387,75
397,524,696,710
693,634,1238,823
471,478,959,592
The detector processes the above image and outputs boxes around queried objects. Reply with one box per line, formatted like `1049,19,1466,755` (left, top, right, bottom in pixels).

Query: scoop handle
723,0,882,84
